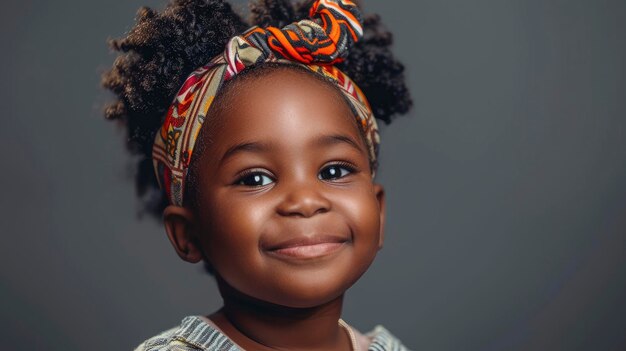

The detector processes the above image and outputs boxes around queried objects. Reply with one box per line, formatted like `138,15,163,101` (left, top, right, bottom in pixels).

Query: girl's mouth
263,235,349,260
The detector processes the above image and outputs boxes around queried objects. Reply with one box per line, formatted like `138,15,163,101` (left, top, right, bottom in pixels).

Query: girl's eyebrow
220,141,273,166
312,133,364,153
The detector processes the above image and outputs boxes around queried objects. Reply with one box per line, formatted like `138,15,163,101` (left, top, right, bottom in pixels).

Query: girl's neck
209,277,351,351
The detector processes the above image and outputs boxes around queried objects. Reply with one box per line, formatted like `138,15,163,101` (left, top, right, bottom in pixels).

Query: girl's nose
276,183,331,218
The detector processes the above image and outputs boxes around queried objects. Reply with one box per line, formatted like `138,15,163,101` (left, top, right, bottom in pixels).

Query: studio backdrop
1,0,625,350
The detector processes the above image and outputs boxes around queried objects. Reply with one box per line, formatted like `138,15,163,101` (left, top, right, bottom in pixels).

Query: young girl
103,0,412,349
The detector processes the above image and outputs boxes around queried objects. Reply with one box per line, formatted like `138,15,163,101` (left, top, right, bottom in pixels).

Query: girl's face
168,67,385,308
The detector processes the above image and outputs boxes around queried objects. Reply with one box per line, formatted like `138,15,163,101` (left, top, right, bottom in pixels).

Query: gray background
1,0,625,350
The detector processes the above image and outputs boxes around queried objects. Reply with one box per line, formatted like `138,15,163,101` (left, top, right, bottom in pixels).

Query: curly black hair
102,0,413,220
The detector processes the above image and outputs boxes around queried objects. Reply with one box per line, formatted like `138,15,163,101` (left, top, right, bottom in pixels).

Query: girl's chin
215,258,373,309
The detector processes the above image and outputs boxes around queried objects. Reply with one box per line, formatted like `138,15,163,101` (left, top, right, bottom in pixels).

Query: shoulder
132,316,240,351
133,325,185,351
366,325,412,351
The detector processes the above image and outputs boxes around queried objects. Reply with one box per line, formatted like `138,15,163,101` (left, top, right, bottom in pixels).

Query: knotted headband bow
153,0,380,206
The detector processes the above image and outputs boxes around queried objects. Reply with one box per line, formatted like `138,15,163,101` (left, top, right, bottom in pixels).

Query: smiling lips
264,235,349,260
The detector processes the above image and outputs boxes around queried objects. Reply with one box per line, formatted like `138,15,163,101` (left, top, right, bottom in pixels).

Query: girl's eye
236,172,274,187
318,163,354,181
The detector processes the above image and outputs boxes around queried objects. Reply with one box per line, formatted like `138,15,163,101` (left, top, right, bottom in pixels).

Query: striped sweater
134,315,410,351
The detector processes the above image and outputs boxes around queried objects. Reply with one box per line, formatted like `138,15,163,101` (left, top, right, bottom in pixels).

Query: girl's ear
373,183,386,250
163,205,204,263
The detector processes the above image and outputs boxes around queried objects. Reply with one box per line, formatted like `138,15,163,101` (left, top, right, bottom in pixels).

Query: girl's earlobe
163,205,204,263
374,184,386,250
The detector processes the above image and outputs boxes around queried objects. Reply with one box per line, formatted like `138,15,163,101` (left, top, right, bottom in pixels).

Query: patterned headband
153,0,380,206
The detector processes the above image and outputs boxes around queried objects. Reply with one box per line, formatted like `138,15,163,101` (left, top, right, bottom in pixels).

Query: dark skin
163,67,386,350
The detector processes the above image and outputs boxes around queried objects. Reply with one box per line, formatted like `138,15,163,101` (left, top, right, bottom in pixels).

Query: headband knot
225,0,362,76
153,0,379,206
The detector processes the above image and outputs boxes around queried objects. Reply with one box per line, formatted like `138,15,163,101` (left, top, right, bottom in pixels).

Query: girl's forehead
187,71,370,177
208,69,362,147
